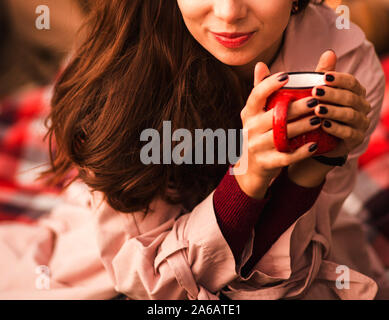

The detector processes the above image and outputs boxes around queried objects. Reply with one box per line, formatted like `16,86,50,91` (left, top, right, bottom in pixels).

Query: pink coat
0,3,387,299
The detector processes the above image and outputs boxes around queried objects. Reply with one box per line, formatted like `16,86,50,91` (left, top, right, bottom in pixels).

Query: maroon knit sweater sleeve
213,165,325,270
240,166,325,276
213,165,271,263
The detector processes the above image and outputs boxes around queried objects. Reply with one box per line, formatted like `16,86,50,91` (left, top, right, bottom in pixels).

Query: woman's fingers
324,71,366,97
254,62,270,87
248,114,322,151
312,85,371,115
255,141,318,170
313,103,371,131
320,119,365,144
270,142,319,167
245,96,319,134
243,71,289,119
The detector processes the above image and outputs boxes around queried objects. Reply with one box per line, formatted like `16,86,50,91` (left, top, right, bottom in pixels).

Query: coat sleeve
324,38,386,227
93,189,248,300
341,39,386,161
295,38,386,240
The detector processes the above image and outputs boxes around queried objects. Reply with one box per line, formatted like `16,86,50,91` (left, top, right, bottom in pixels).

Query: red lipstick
211,31,255,48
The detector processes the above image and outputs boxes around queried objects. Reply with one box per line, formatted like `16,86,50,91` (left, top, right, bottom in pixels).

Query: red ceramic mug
265,72,340,155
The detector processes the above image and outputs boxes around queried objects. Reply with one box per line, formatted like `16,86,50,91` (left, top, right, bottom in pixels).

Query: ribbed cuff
267,166,326,215
213,165,271,261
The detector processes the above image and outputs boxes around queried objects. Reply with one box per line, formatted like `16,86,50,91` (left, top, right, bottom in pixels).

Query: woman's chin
211,51,255,67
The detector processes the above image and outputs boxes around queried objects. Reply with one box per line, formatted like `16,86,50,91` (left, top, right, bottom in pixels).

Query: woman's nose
213,0,247,24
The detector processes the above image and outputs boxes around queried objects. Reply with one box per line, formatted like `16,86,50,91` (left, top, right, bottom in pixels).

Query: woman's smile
177,0,293,76
210,31,257,49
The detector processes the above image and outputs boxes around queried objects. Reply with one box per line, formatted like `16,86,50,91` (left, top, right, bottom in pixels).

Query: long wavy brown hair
38,0,316,214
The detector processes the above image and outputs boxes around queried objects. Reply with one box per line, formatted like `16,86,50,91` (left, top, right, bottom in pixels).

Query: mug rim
282,72,326,90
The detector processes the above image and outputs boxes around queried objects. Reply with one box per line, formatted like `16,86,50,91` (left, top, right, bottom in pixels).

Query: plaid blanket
0,86,70,224
0,57,389,276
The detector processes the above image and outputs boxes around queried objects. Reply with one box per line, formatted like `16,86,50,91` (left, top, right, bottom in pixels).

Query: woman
0,0,386,299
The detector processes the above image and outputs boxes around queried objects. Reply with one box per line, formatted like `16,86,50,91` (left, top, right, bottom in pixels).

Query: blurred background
0,0,388,283
326,0,389,55
0,0,89,98
0,0,90,223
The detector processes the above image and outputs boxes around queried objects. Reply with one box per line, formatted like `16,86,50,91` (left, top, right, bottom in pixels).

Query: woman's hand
234,62,321,200
311,71,372,158
287,50,372,188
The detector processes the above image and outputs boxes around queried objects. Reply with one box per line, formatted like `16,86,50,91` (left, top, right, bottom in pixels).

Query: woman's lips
211,31,255,49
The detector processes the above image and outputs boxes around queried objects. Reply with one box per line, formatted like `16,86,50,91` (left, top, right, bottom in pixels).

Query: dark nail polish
277,73,289,82
319,106,328,114
316,88,325,96
310,117,321,126
323,120,332,128
326,74,335,82
309,143,318,152
307,98,318,108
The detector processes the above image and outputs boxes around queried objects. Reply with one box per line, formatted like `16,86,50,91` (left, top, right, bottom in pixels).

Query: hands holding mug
234,50,372,199
235,64,324,199
287,50,372,188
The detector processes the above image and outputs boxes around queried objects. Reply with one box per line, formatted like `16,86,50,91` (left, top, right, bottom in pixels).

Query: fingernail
309,143,318,152
316,88,325,96
310,117,321,126
319,106,328,114
277,73,289,82
307,98,319,108
326,74,335,82
323,120,332,128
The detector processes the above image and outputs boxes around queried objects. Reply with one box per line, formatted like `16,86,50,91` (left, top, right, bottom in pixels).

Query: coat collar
270,3,366,73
